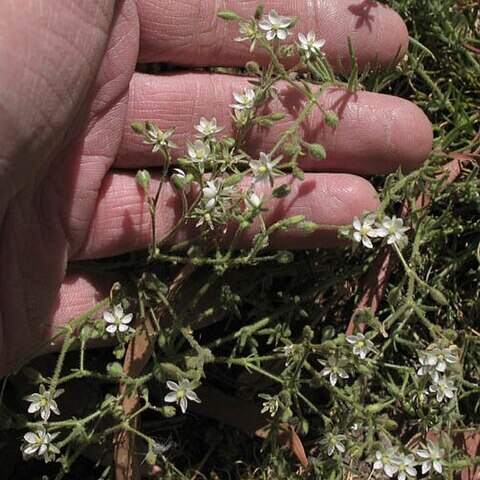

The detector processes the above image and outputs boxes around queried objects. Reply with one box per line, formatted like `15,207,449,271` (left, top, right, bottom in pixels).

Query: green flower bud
275,251,294,264
308,143,327,160
162,406,176,418
268,112,286,121
428,286,448,306
106,362,124,377
324,111,339,127
298,221,319,234
217,11,241,20
131,122,144,134
272,184,291,198
292,165,304,180
254,5,264,19
136,169,151,191
145,450,157,466
223,172,244,187
145,120,156,133
246,61,261,75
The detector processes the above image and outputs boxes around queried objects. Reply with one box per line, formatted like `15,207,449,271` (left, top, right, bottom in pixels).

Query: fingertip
346,1,409,68
392,100,433,172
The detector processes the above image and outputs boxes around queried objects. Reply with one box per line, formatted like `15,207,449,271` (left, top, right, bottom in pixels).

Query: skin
0,0,433,375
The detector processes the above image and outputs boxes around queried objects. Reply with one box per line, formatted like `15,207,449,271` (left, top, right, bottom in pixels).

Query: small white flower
144,125,176,152
373,447,402,478
259,10,294,41
427,347,458,373
319,433,347,457
24,385,63,421
429,377,457,403
351,214,377,249
235,21,258,50
195,117,223,136
396,453,417,480
417,440,444,474
202,180,219,211
164,379,201,414
249,152,282,185
152,439,172,455
417,353,439,382
103,305,133,334
246,192,263,209
297,32,326,59
319,356,349,387
21,425,57,459
187,139,211,162
195,211,214,230
260,396,279,417
346,333,374,359
230,88,256,110
374,215,410,245
232,108,251,127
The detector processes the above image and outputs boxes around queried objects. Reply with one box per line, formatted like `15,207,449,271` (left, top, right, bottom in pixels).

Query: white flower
429,377,457,403
164,379,201,414
235,21,258,50
396,453,417,480
230,88,256,110
24,385,63,422
195,211,214,230
428,347,458,373
195,117,223,136
346,333,374,359
259,10,293,41
374,215,410,245
21,425,58,459
417,440,444,474
202,180,219,211
246,192,263,209
249,152,282,185
319,356,349,387
103,305,133,334
187,139,211,162
297,32,326,59
319,433,347,457
260,396,279,417
144,125,176,152
373,447,402,478
417,353,440,382
351,214,377,249
232,108,251,126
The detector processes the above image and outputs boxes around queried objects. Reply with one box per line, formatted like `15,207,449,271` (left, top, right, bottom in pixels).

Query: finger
50,272,115,331
137,0,408,69
117,73,432,174
71,171,379,260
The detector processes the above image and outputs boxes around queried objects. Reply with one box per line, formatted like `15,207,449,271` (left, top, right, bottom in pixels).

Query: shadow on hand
348,0,378,31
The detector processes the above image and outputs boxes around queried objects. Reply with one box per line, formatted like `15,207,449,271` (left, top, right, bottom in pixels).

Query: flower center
177,389,186,399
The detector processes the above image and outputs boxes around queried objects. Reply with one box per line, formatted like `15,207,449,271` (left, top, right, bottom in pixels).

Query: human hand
0,0,432,374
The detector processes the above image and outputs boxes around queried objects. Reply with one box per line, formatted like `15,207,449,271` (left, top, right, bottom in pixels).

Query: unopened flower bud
131,122,144,134
136,169,151,192
217,11,240,20
308,143,327,159
324,110,339,127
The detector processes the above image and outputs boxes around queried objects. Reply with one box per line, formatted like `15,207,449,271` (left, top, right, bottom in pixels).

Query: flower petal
166,381,179,391
164,392,178,403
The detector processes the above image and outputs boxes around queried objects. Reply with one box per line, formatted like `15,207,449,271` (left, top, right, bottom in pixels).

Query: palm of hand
0,0,139,369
